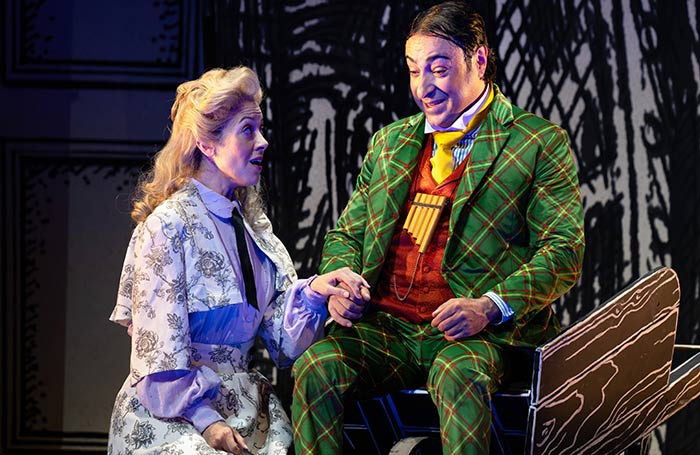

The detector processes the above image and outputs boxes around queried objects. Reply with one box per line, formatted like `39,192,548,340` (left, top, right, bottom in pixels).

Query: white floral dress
107,181,326,455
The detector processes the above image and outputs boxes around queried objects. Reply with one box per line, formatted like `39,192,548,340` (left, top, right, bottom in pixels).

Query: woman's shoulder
141,184,206,233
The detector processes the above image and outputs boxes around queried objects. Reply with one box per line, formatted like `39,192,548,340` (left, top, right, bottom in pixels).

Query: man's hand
431,296,501,340
322,267,370,327
202,421,249,454
312,267,371,328
328,292,368,328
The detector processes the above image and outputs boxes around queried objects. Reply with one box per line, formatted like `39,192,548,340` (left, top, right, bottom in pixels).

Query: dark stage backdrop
202,0,700,453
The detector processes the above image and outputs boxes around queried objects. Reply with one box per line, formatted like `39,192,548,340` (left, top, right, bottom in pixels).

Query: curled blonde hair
131,66,265,224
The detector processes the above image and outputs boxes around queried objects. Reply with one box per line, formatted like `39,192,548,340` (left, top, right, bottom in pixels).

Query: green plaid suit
293,85,585,454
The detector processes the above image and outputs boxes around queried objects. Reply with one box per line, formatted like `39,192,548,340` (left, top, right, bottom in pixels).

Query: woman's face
206,101,268,192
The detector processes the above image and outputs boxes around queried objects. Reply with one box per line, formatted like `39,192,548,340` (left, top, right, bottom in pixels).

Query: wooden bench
524,266,700,454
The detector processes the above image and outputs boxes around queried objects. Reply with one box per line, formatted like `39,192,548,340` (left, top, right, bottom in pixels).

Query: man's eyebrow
405,53,452,63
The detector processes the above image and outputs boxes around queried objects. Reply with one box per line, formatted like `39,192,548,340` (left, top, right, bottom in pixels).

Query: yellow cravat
431,130,467,183
430,87,494,183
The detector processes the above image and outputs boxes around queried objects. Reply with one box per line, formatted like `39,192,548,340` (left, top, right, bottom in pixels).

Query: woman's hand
311,267,371,328
310,267,371,301
202,421,249,454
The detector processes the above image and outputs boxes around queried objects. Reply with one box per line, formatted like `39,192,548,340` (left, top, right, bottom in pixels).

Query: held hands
202,421,250,455
431,296,501,341
311,267,371,328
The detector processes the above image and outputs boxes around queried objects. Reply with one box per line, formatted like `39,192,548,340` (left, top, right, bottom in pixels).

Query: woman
108,66,368,455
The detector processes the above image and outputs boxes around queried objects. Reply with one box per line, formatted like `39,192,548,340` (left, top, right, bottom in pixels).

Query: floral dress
107,180,327,455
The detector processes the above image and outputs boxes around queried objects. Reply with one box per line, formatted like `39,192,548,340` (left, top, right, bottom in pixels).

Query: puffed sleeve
257,277,328,369
135,369,223,432
246,210,329,368
282,277,328,359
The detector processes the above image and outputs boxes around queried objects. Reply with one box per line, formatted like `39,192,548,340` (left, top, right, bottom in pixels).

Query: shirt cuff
484,292,515,325
182,401,225,433
300,275,327,312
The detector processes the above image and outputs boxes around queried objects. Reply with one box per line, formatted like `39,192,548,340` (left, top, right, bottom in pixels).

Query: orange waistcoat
372,137,468,323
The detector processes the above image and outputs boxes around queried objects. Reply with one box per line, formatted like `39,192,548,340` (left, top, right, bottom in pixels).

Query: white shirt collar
424,83,491,134
190,178,240,218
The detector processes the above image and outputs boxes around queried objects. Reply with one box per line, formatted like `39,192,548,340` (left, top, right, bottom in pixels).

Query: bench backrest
526,267,680,455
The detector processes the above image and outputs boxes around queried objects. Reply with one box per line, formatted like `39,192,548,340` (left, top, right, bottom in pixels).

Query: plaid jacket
320,85,585,348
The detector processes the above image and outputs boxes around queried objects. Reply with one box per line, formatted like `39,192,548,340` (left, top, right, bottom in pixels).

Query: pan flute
403,193,449,254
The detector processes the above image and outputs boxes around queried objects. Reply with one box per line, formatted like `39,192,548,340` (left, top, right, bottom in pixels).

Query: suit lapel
363,116,425,282
450,86,513,234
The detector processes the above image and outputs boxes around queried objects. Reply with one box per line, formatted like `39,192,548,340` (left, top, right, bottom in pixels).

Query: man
292,1,585,453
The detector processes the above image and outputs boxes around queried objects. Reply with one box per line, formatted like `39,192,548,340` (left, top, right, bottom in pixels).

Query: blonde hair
131,66,265,224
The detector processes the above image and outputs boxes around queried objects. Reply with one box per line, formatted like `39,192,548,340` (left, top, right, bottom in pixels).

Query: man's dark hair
407,1,497,83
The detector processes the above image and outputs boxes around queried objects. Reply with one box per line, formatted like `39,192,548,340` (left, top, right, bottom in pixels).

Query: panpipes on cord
403,193,448,253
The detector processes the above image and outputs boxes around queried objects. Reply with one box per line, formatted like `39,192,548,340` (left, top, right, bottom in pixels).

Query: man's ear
474,46,488,78
196,139,216,158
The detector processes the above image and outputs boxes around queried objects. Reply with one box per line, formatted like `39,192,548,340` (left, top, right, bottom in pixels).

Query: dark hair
408,1,496,82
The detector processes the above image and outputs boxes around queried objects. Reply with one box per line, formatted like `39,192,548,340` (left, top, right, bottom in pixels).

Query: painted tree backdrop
2,0,696,453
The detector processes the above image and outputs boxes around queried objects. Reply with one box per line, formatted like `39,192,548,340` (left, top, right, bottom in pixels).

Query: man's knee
293,337,347,389
427,341,504,395
293,340,326,383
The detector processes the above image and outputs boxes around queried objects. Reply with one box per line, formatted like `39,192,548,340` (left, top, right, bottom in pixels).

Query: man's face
405,33,487,128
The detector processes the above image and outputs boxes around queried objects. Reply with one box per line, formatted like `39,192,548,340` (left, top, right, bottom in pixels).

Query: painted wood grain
525,268,700,454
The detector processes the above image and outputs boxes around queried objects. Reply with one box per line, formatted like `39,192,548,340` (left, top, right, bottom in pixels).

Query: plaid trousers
292,311,505,454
